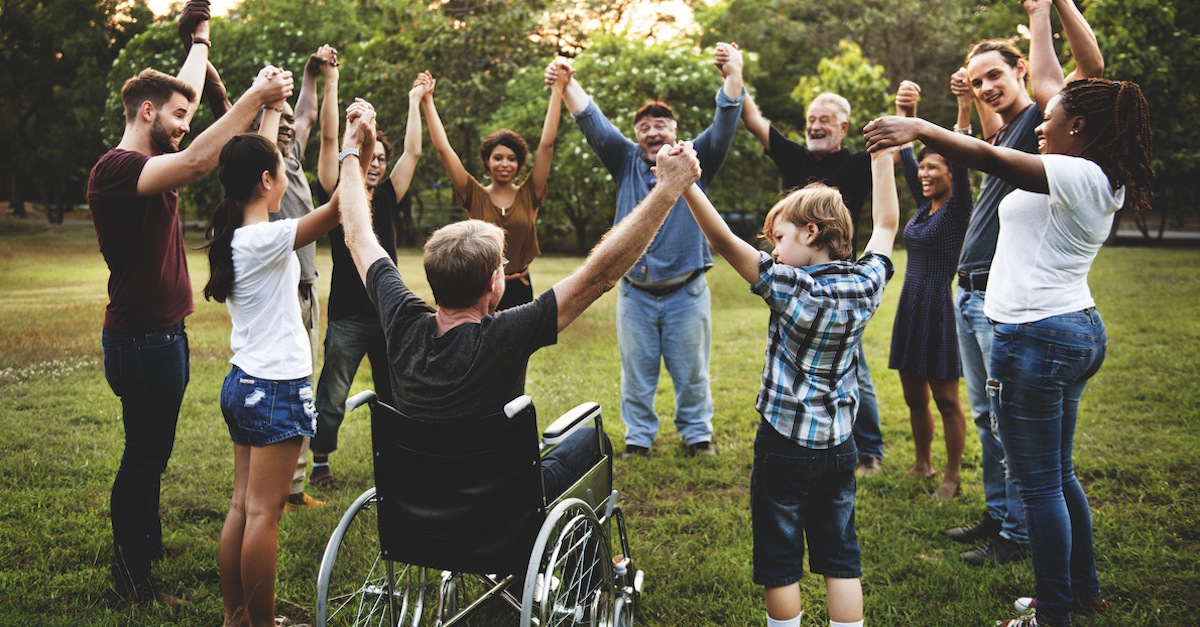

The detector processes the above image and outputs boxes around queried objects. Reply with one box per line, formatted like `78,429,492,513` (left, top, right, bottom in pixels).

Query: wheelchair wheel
520,498,614,627
317,487,431,627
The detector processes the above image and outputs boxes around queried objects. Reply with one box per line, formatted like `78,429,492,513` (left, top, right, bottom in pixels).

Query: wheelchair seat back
369,399,545,575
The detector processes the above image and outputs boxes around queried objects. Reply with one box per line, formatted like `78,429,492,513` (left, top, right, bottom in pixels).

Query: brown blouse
455,174,544,274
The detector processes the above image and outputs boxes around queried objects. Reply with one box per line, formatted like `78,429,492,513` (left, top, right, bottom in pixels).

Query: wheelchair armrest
505,395,532,418
345,390,377,414
542,402,601,446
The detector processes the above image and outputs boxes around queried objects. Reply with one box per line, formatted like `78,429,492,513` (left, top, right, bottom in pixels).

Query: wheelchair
315,391,644,627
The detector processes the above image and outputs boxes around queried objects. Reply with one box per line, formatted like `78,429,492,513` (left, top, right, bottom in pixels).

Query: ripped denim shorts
220,364,317,446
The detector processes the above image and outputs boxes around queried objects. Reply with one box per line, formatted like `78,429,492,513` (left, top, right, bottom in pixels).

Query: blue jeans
990,310,1106,626
542,426,612,499
102,321,190,598
616,276,714,447
955,287,1027,543
751,421,861,585
221,365,317,446
312,316,393,455
851,342,883,460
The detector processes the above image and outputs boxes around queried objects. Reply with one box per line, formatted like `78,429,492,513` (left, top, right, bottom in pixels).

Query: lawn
0,221,1196,626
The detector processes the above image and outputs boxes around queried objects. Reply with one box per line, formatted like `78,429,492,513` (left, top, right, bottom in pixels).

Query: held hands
344,98,377,150
895,80,920,117
651,141,702,195
1021,0,1053,17
543,58,574,92
176,0,211,50
410,71,435,101
713,42,742,79
863,116,920,153
306,44,340,78
950,67,973,103
251,66,294,107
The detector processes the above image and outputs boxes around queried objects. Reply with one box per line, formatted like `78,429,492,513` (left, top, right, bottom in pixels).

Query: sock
767,612,801,627
312,461,330,469
830,620,863,627
313,454,329,468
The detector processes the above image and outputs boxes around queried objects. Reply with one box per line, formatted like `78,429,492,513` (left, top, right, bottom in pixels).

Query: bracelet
191,36,211,48
953,124,973,135
337,147,360,162
263,105,283,113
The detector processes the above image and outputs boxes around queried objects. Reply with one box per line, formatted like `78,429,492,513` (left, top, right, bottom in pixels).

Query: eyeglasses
501,257,509,268
370,154,388,164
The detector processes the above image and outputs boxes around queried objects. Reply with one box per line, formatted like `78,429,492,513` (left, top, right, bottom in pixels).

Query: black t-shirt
767,126,871,256
319,179,407,319
365,257,558,416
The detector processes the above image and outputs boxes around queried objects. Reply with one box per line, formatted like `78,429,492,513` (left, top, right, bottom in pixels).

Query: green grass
0,221,1197,626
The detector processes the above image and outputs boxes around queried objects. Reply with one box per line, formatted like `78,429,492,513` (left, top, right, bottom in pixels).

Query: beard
150,116,179,154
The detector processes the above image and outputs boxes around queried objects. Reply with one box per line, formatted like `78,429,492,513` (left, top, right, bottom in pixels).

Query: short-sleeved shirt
227,219,311,380
269,141,317,284
751,251,893,449
985,155,1124,324
88,148,194,332
321,179,401,320
456,174,543,274
365,257,558,416
765,126,871,256
958,104,1042,273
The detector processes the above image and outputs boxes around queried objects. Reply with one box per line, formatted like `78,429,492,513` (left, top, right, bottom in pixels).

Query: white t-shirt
227,219,312,380
985,155,1125,324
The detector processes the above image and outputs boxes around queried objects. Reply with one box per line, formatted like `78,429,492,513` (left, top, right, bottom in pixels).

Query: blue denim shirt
573,88,745,282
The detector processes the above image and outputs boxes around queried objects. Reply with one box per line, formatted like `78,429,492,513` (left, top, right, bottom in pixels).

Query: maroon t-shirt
88,149,194,332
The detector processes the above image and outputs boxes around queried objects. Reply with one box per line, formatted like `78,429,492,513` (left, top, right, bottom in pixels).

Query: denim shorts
751,420,861,586
220,365,317,446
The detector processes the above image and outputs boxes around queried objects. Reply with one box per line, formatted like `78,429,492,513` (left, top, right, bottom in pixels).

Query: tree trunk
10,171,25,217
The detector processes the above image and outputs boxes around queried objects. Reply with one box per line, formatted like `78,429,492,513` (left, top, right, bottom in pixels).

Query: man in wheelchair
321,102,701,626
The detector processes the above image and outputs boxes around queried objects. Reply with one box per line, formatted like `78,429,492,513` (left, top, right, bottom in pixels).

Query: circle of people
87,0,1154,625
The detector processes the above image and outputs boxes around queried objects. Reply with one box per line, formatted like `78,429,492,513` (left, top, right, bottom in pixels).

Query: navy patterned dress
888,146,973,378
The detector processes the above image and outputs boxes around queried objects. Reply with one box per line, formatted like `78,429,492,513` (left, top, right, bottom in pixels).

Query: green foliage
791,41,892,153
0,0,152,221
1086,0,1200,223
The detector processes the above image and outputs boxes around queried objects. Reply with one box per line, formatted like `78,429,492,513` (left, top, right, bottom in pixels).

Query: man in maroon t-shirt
88,3,292,607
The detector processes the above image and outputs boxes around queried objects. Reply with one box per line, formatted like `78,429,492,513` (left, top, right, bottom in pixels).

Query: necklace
498,206,509,217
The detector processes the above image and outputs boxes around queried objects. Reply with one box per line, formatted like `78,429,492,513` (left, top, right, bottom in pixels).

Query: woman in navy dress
888,79,973,500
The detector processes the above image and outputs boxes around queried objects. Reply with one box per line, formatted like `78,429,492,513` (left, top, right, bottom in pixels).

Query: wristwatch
337,147,360,162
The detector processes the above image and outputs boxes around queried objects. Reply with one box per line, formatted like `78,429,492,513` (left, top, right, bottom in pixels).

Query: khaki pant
292,282,320,495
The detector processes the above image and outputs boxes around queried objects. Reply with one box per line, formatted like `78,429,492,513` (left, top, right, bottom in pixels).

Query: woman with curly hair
866,73,1153,627
421,68,565,310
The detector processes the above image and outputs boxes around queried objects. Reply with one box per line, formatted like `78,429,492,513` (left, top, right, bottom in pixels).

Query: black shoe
621,445,650,459
687,441,717,457
961,536,1028,566
946,514,1002,544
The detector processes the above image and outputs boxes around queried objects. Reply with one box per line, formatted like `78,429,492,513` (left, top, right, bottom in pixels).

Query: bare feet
905,465,938,480
930,480,961,501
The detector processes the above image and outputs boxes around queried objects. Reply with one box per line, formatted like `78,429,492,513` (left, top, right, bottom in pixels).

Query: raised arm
137,68,293,196
175,0,210,125
864,116,1048,194
339,103,389,284
715,42,745,102
546,59,590,116
295,100,374,250
552,142,701,332
202,61,233,120
740,89,771,149
862,146,901,259
1025,0,1067,114
255,67,285,145
421,76,471,193
682,184,760,284
389,73,432,197
316,49,341,194
293,46,336,151
1056,0,1104,82
529,67,566,199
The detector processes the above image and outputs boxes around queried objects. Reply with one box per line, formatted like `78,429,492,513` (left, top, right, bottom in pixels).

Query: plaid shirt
751,251,893,449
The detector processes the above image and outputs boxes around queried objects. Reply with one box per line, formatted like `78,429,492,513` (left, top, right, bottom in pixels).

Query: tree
1086,0,1200,236
0,0,152,221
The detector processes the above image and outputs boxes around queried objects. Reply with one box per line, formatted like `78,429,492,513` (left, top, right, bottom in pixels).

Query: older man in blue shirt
545,43,745,457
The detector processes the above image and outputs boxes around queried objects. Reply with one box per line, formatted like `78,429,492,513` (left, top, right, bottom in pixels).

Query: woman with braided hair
865,76,1153,627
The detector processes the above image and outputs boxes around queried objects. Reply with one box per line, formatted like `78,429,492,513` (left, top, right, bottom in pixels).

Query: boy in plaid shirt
682,145,899,627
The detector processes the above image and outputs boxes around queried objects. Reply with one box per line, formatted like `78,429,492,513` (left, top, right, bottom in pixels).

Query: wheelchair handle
345,390,377,414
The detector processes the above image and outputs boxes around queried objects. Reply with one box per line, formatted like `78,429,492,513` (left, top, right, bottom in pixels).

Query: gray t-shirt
957,103,1042,273
365,257,558,416
269,141,318,284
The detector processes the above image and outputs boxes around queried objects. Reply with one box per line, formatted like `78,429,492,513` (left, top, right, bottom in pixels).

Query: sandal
310,466,339,491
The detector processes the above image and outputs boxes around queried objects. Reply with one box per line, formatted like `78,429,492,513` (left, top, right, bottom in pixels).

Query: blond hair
762,183,854,260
